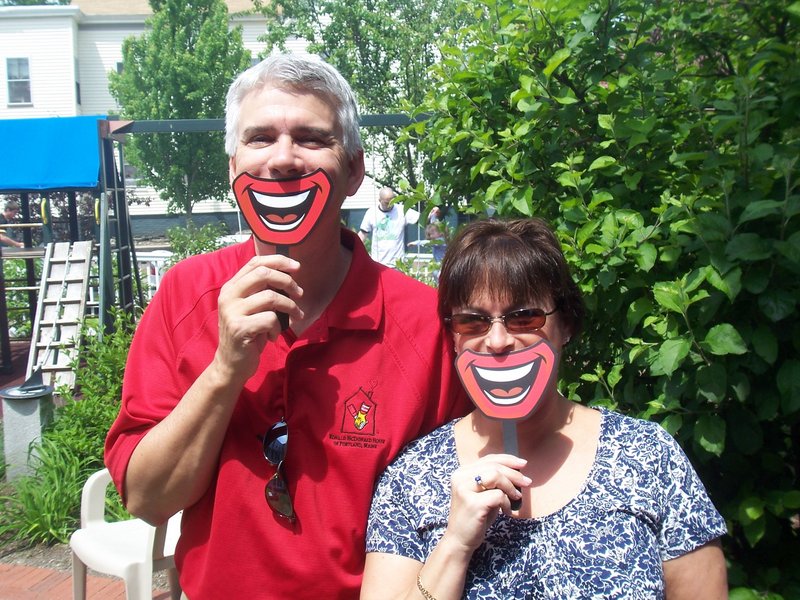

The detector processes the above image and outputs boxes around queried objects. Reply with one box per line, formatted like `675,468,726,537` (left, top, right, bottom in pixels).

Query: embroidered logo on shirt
329,386,386,449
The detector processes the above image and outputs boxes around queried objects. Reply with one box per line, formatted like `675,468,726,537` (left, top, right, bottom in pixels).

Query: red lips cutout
455,340,558,421
232,169,334,246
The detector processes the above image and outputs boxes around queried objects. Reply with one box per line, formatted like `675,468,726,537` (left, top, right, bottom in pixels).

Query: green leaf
598,114,614,131
623,172,642,190
696,363,727,403
543,48,571,78
703,324,747,355
738,200,784,225
739,496,765,522
653,282,684,314
635,243,657,272
659,414,683,435
576,220,600,249
758,289,797,322
777,360,800,414
726,233,773,261
556,171,580,189
654,338,691,376
742,267,770,294
705,266,741,302
626,298,653,331
553,95,579,105
742,516,766,547
588,156,617,171
607,363,623,389
694,414,726,456
485,178,510,202
751,325,778,364
588,190,614,209
727,589,761,600
784,490,800,509
776,231,800,263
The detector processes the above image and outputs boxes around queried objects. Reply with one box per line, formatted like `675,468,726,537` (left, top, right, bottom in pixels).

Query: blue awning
0,115,106,193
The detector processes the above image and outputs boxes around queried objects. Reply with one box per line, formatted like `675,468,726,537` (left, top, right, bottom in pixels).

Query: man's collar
324,229,383,331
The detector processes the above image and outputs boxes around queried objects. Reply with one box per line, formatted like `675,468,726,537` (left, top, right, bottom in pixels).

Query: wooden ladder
26,241,94,390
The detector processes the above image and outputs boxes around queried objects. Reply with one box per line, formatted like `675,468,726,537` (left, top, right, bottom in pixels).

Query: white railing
136,250,173,299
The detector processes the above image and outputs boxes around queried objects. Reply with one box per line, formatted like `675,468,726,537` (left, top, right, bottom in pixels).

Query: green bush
0,310,134,545
165,220,227,267
411,0,799,595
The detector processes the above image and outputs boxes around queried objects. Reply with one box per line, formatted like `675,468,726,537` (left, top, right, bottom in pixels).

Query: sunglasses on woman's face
444,307,558,336
262,419,295,522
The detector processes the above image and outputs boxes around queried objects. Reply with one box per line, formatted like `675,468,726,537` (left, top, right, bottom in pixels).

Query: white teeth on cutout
484,387,531,406
474,362,533,383
251,189,311,209
261,214,306,231
474,362,534,406
250,189,311,230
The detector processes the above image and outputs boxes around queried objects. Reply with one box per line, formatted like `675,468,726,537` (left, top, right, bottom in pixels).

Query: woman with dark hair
361,218,727,599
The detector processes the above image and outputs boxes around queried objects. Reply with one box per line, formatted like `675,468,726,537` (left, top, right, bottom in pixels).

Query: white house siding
237,15,269,60
78,20,145,117
0,6,80,119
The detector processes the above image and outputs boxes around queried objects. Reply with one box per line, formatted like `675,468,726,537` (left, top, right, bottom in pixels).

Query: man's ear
345,150,366,197
228,155,237,186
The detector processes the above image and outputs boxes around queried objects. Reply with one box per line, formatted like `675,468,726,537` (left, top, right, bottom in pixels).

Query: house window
7,58,31,105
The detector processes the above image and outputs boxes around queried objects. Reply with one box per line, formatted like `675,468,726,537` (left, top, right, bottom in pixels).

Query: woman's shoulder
372,419,459,515
598,407,673,446
595,407,693,480
389,419,460,469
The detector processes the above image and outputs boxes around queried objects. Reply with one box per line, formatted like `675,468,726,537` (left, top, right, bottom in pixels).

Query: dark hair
437,218,584,341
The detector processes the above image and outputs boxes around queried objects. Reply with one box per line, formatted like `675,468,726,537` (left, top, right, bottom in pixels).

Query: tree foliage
109,0,251,215
254,0,471,190
412,0,800,594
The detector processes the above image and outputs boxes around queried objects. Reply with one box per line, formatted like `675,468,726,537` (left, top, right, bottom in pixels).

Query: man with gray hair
105,54,467,598
359,186,420,267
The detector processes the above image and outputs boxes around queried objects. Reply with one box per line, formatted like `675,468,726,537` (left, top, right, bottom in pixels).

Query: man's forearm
124,361,244,524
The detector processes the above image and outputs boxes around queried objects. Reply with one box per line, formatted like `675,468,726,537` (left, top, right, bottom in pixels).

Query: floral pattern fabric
366,408,727,599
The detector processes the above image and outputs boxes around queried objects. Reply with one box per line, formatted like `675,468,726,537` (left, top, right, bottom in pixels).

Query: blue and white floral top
366,408,727,599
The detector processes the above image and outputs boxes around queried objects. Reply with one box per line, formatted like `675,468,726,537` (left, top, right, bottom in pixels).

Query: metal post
0,247,11,374
67,191,80,242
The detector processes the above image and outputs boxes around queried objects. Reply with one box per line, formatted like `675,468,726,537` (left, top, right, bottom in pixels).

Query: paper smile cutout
232,169,334,246
455,340,558,421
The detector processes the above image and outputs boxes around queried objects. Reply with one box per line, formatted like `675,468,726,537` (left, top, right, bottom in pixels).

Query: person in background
104,54,468,599
426,206,448,263
358,186,419,267
362,217,727,599
0,200,24,248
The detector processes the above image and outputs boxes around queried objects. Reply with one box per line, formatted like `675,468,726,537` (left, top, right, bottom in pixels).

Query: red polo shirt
105,229,468,598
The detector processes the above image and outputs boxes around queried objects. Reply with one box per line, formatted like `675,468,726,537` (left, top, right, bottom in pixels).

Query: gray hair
225,54,363,160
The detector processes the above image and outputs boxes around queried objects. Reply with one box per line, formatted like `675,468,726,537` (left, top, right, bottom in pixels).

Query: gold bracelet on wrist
416,573,438,600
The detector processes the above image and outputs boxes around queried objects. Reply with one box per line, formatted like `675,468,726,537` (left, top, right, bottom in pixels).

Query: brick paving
0,562,172,599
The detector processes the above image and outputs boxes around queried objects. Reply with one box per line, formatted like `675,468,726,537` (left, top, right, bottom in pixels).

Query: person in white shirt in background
358,187,419,267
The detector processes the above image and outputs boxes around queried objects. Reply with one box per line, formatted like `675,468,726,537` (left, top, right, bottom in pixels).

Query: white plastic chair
69,468,182,600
